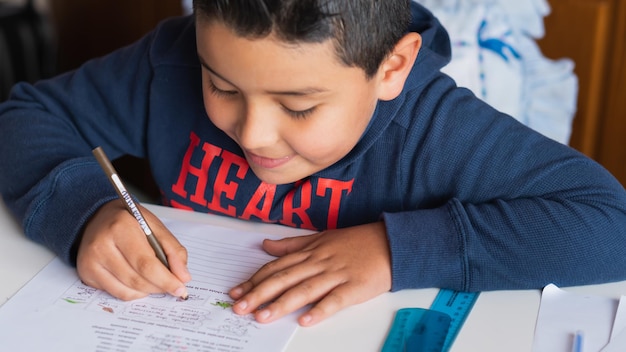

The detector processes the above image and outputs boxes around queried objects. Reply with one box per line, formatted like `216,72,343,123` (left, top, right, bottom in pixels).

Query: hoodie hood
320,1,452,173
405,1,452,90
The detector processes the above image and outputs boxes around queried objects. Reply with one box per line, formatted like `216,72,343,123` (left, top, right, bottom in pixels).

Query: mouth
245,151,294,169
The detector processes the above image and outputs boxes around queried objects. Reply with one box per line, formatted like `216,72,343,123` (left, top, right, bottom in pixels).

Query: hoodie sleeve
383,77,626,292
0,21,163,265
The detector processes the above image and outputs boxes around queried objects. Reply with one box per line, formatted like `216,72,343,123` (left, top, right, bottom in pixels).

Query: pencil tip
174,287,189,301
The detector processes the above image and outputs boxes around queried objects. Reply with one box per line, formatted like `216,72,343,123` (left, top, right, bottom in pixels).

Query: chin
250,167,308,186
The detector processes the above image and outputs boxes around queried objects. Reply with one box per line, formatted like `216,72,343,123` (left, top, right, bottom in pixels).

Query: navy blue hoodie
1,3,626,292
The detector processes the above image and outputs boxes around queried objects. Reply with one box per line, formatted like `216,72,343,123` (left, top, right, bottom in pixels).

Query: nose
236,100,280,150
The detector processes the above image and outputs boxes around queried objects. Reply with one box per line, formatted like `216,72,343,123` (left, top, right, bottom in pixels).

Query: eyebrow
197,53,329,96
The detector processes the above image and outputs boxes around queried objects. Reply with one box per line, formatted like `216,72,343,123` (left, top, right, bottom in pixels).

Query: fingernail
174,287,188,300
235,300,247,310
258,309,271,321
300,314,312,325
230,287,243,297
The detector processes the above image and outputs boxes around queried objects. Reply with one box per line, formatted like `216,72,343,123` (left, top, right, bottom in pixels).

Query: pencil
572,330,584,352
92,146,170,269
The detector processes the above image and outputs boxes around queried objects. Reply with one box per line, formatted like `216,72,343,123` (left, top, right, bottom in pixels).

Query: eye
207,79,238,98
282,105,316,119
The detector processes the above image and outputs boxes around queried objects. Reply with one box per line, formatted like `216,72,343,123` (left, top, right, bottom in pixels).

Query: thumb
145,209,192,284
157,232,191,284
262,232,322,257
167,247,192,284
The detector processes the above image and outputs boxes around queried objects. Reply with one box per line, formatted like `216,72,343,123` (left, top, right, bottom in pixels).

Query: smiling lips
246,151,294,169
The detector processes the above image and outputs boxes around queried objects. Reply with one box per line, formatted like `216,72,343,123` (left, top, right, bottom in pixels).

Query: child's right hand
76,200,191,300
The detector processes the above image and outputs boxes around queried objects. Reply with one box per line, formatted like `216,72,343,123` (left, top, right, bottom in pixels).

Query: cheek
203,94,236,133
201,75,237,133
289,108,371,164
318,102,374,157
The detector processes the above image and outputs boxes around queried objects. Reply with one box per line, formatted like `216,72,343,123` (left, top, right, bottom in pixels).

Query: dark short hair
193,0,411,78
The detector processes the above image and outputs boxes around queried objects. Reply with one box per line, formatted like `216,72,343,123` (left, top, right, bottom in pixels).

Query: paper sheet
531,284,623,352
0,217,300,352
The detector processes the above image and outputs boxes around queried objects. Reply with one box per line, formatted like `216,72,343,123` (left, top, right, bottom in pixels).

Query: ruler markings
381,289,480,352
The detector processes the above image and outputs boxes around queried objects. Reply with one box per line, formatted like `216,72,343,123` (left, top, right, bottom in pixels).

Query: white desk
2,199,626,351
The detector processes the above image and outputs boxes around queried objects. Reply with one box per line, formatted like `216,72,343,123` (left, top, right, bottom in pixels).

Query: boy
1,0,626,328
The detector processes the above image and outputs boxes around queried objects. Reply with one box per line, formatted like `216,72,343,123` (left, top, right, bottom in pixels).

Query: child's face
196,20,384,185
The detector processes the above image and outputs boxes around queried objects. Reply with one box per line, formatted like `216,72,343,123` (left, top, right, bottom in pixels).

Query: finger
230,239,327,299
230,234,324,300
104,238,169,291
121,209,190,298
297,283,363,326
298,268,390,327
262,232,323,257
94,247,189,300
121,247,190,298
103,228,186,299
229,249,312,300
150,220,192,284
79,262,149,301
166,246,192,284
77,232,162,298
251,273,345,324
78,201,188,299
231,253,323,315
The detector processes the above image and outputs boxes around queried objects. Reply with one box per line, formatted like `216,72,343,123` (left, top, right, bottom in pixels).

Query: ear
377,32,422,101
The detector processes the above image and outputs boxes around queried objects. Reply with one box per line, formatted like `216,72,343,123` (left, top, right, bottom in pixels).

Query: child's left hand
228,221,392,326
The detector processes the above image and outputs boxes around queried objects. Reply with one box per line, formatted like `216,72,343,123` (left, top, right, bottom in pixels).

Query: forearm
0,29,156,263
384,186,626,292
387,84,626,292
4,158,118,265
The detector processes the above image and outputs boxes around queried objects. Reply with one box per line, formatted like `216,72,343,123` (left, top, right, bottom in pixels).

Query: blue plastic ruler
381,289,480,352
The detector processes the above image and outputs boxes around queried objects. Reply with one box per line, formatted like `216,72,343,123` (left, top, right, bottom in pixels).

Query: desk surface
2,200,626,351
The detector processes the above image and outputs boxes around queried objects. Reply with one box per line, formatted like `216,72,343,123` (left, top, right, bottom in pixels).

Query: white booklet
531,283,626,352
0,217,301,352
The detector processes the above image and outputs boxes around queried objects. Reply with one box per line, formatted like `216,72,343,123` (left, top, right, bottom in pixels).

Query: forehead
196,18,338,57
195,20,363,89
